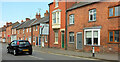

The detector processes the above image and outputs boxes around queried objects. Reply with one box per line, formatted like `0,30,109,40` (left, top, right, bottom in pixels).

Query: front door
39,37,41,46
61,32,64,48
36,37,38,46
76,32,82,50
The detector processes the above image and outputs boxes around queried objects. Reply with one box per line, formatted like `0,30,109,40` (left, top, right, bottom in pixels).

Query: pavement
33,46,119,62
1,43,110,62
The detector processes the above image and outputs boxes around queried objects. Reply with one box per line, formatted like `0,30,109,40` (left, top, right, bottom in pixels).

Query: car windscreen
19,41,30,45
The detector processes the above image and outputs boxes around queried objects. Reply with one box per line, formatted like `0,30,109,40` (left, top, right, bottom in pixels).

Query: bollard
92,47,95,57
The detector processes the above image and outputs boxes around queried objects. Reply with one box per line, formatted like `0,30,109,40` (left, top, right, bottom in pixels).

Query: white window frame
36,25,38,31
54,31,58,44
69,14,74,24
45,36,48,43
52,11,61,24
23,29,25,34
84,29,100,46
29,28,31,32
89,9,96,22
27,28,28,32
55,0,59,8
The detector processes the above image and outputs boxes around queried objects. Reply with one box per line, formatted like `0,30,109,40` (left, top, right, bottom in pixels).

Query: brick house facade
49,0,76,49
66,2,120,53
31,10,49,47
2,25,6,43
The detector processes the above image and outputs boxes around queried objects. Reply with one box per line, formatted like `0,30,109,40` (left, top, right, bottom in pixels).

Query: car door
10,41,17,52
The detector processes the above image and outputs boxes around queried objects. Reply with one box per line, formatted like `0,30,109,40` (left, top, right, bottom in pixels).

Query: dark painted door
77,33,82,50
61,32,64,48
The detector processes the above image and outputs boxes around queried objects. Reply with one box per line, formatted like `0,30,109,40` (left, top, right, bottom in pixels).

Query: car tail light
17,41,19,45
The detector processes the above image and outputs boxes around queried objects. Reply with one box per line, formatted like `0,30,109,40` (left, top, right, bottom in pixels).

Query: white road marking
28,55,44,60
33,50,98,60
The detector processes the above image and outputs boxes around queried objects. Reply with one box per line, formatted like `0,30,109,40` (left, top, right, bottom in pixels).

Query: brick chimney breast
26,18,30,21
21,20,24,23
44,10,49,17
36,12,41,20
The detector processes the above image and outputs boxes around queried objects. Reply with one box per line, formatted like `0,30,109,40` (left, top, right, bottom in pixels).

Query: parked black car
7,40,32,56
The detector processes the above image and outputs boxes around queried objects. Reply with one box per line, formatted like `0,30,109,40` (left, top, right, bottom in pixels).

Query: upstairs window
36,25,38,31
29,28,31,32
23,29,25,34
109,6,120,17
109,31,120,43
69,14,74,25
27,28,28,32
52,11,60,24
55,0,59,8
89,9,96,22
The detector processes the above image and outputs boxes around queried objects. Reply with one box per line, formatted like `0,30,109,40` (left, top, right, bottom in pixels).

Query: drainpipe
65,0,67,50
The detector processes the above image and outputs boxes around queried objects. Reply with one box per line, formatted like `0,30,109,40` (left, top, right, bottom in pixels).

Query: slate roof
2,27,6,31
12,22,25,29
17,18,37,30
67,2,99,11
31,16,49,26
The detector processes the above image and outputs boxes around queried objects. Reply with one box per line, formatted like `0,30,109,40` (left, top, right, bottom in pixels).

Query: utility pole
38,8,41,13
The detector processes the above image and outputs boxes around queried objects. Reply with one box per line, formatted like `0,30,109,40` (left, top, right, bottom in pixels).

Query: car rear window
19,41,30,45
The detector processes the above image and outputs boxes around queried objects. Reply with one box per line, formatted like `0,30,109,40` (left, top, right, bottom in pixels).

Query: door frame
61,31,64,48
76,32,82,49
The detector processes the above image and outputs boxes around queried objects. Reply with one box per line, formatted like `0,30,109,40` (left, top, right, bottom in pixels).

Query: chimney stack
26,18,30,21
21,20,24,23
3,25,6,27
6,22,12,27
44,10,49,17
36,13,41,19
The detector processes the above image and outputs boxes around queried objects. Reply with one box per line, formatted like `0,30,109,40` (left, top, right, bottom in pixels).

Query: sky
0,1,51,27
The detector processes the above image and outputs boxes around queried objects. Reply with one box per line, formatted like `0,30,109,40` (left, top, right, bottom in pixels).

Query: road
1,43,110,62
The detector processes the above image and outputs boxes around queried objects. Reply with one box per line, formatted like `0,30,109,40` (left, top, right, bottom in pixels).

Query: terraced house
31,10,49,47
2,25,6,43
6,22,19,43
66,2,120,53
16,18,37,45
49,0,76,49
0,28,2,42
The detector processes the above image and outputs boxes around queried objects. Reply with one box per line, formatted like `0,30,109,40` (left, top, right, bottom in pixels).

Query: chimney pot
21,20,24,22
36,12,41,19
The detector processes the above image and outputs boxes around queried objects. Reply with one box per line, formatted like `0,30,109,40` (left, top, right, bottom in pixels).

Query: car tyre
13,50,17,56
7,49,10,53
29,51,32,55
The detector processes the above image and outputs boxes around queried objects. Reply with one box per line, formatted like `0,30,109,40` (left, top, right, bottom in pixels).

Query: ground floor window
69,32,74,43
109,31,120,43
54,30,58,44
45,36,48,43
84,29,100,46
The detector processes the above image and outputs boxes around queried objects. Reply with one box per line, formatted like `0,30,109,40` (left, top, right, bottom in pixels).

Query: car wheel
7,49,10,53
13,50,17,56
29,51,32,55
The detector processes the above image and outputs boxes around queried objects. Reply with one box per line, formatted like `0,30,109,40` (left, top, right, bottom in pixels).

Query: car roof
13,40,28,42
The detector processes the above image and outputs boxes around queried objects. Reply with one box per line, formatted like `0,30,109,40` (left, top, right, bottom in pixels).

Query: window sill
69,42,74,44
88,20,96,23
108,42,120,44
54,42,58,44
69,24,74,26
85,44,100,46
108,16,120,19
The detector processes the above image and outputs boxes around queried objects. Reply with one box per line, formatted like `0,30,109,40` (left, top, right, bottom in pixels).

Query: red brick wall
67,2,119,53
49,1,76,48
6,26,12,43
17,29,24,40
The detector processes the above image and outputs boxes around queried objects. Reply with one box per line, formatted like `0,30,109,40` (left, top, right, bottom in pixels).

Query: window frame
55,0,59,8
89,9,96,22
108,30,120,43
84,29,100,46
69,32,74,43
69,14,74,25
108,5,120,18
54,30,58,44
52,11,61,24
